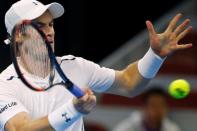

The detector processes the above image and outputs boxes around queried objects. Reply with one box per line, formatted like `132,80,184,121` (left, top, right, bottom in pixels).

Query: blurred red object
84,122,108,131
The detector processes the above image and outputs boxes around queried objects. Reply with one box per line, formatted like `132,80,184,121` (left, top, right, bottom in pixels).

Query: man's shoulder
0,64,21,93
58,55,85,64
163,118,181,131
128,111,143,122
59,55,94,67
0,64,17,81
118,111,143,124
113,111,143,131
60,55,77,61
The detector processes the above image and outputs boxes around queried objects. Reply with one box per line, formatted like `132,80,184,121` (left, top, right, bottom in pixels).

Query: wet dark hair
142,86,168,103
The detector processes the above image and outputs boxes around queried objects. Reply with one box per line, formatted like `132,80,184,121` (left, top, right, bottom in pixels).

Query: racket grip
70,85,84,98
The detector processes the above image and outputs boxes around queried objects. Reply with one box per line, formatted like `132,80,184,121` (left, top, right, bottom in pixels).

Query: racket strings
15,24,52,79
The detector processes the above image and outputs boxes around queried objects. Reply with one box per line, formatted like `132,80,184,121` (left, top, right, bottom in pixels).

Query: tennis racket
10,20,84,98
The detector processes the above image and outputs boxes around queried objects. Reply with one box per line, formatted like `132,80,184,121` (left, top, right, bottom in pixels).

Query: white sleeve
163,119,182,131
113,112,142,131
0,98,29,130
60,56,115,93
86,62,115,92
0,82,28,130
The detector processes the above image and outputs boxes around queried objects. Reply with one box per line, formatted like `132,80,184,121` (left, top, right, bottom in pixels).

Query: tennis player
0,0,192,131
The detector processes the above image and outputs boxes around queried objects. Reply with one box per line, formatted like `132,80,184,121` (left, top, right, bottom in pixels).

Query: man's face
17,11,55,77
144,94,167,124
34,10,55,50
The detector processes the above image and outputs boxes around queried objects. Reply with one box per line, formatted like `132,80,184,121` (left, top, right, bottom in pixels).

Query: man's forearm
19,116,54,131
6,100,82,131
107,47,166,97
5,114,54,131
120,61,150,96
106,61,150,97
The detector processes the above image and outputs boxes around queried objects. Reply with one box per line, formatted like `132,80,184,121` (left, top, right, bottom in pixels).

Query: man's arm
106,61,150,97
107,13,192,97
5,88,96,131
5,112,53,131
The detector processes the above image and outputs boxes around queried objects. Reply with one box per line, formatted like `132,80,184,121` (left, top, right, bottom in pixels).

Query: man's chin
49,42,55,51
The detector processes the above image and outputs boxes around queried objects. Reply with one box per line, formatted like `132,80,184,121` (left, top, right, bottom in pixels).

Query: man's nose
44,26,54,37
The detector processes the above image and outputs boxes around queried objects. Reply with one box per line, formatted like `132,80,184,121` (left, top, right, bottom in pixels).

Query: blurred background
0,0,197,131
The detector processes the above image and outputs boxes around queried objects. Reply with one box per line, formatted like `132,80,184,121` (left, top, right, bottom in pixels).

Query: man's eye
37,24,44,28
49,23,54,27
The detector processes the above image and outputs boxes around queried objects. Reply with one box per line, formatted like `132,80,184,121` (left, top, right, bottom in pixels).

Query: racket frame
10,20,84,98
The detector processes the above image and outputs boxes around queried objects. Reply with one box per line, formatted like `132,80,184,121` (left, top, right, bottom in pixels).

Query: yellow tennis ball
168,79,190,99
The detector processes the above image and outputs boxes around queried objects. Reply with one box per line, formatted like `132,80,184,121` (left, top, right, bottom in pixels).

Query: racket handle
69,85,84,98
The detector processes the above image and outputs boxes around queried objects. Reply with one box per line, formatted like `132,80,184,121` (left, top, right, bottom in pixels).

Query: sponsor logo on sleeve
0,102,17,114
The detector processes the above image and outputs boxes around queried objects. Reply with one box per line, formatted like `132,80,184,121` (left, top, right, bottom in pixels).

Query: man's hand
73,88,96,114
146,13,193,58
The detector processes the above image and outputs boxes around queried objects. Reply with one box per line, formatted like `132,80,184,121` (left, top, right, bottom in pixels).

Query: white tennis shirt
0,55,115,131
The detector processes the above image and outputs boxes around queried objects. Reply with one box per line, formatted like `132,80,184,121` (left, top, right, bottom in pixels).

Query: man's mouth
47,40,54,45
46,37,53,43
